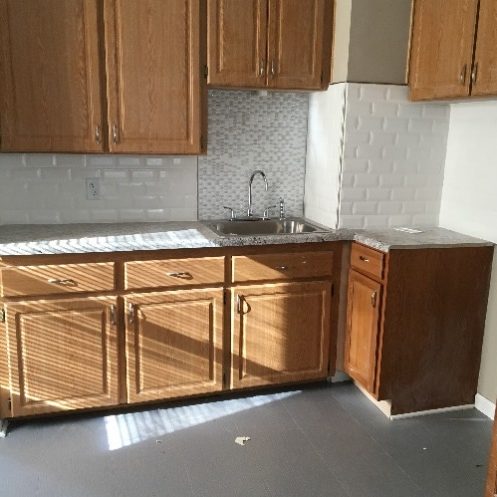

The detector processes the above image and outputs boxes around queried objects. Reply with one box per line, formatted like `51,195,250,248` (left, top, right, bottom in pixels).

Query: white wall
439,101,497,406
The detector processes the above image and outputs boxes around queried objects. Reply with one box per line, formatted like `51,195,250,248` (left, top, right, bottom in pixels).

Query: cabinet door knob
359,255,370,263
471,62,478,84
271,60,276,78
128,303,136,324
371,291,378,308
95,125,101,144
259,59,265,77
459,64,467,84
109,305,117,326
112,124,119,144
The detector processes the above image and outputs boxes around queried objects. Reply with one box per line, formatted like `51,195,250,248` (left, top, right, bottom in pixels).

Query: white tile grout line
475,393,496,420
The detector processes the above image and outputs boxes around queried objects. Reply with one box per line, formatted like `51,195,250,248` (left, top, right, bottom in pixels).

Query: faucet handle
223,206,237,221
263,205,277,219
279,198,286,219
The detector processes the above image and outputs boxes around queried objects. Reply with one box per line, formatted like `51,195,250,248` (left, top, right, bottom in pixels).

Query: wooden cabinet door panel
207,0,268,87
0,0,104,152
231,282,331,389
409,0,478,100
472,0,497,96
267,0,329,90
486,405,497,497
125,289,223,403
104,0,205,154
4,297,119,417
345,270,382,393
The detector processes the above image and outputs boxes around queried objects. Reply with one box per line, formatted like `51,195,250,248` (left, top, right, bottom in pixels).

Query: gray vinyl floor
0,382,493,497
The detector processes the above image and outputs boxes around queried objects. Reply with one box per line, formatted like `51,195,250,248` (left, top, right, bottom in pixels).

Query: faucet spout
248,170,268,217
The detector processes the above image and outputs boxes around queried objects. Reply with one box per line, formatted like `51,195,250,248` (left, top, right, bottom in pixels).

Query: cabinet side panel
486,406,497,497
379,247,494,414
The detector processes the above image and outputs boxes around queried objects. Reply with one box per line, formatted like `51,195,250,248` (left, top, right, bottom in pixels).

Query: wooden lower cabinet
486,405,497,497
231,281,331,389
345,270,382,393
124,289,224,403
3,297,119,417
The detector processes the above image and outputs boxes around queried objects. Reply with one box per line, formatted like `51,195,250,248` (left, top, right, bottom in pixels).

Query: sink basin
206,218,327,236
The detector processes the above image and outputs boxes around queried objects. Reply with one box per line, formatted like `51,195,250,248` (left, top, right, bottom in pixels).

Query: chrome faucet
247,170,268,217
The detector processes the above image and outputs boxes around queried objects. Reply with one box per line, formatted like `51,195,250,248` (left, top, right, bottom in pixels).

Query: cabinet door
231,282,331,389
267,0,331,90
207,0,268,88
125,289,223,403
345,270,382,393
0,0,104,152
4,297,119,417
486,405,497,497
409,0,479,100
472,0,497,96
104,0,205,154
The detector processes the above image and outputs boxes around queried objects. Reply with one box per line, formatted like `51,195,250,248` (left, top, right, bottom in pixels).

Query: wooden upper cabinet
0,0,104,152
103,0,206,154
472,0,497,96
207,0,268,88
207,0,332,90
409,0,479,100
345,270,382,394
268,0,330,90
4,297,119,417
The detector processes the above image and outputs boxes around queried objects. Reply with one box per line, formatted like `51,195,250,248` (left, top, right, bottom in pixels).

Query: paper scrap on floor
235,436,251,446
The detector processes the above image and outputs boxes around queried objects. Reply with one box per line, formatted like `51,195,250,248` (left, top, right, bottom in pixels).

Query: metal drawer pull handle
48,278,77,287
109,305,117,326
459,64,467,84
275,265,289,271
371,291,378,308
359,256,370,263
166,271,193,280
128,303,136,325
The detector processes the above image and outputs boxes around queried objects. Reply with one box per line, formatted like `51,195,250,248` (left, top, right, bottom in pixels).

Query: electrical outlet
86,178,100,200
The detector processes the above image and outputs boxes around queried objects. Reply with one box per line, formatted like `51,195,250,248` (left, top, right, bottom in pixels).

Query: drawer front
350,243,384,280
1,263,115,297
232,251,333,283
124,257,225,289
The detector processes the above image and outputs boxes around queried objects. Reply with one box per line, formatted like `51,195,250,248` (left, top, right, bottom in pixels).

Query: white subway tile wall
198,90,309,220
339,83,450,229
0,154,197,224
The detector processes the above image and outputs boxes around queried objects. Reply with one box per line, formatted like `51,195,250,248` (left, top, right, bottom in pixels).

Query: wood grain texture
472,0,497,96
104,0,205,154
5,297,119,417
350,243,385,281
231,251,333,283
231,281,331,389
267,0,331,89
124,257,225,290
344,269,382,394
378,246,494,414
0,0,104,152
125,289,223,403
207,0,268,88
486,404,497,497
409,0,478,100
1,262,115,297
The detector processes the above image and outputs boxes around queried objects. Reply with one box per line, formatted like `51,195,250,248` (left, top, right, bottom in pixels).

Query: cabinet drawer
350,243,385,280
124,257,225,290
232,251,333,283
0,263,115,297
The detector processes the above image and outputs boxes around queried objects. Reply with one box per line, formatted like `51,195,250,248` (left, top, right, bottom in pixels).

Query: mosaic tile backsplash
198,90,309,220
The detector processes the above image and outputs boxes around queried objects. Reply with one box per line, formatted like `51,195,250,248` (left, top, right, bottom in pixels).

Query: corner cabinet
408,0,497,100
345,242,494,415
207,0,333,90
0,0,206,154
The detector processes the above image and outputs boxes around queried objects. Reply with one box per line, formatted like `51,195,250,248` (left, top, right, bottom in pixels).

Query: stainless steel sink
205,218,327,236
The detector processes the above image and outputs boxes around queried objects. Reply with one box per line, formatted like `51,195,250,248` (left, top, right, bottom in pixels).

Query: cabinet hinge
0,309,5,323
203,64,208,78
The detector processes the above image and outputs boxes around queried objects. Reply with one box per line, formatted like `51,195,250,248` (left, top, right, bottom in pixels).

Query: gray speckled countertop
0,221,491,256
